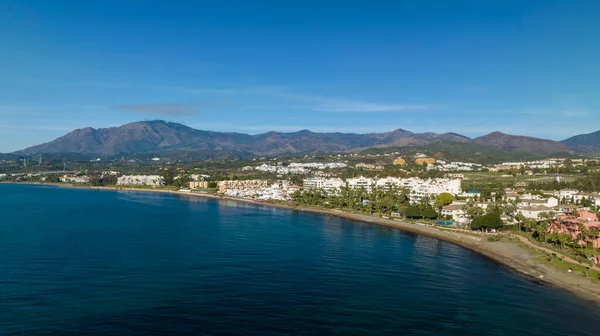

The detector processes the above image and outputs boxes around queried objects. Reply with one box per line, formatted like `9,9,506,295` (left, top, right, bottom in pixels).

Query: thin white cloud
114,103,199,116
127,84,430,113
0,124,75,132
190,122,405,134
515,108,590,117
280,93,429,112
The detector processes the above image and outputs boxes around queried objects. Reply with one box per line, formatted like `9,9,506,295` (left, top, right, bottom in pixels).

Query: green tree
590,227,599,254
422,206,438,220
578,223,589,253
405,206,421,219
434,192,455,208
45,175,61,183
470,210,503,231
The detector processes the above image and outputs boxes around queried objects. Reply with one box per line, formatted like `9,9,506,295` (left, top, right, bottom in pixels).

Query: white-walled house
517,206,553,220
441,204,466,219
518,197,558,208
572,193,600,205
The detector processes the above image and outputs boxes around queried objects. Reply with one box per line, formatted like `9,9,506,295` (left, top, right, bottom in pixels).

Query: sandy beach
9,182,600,305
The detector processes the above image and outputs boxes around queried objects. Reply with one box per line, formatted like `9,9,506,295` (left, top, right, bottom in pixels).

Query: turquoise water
1,184,599,335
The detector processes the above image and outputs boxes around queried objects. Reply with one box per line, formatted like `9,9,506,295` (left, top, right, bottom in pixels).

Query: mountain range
562,130,600,153
11,120,598,160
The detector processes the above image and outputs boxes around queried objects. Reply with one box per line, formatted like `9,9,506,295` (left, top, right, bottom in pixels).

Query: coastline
7,182,600,305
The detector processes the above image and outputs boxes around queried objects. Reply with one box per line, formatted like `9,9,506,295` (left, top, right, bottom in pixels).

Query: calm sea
1,184,599,335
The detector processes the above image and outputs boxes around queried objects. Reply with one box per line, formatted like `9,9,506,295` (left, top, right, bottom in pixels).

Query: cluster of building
549,210,600,249
437,187,600,251
553,190,600,206
303,176,462,203
440,188,600,228
489,159,591,171
355,163,384,171
288,162,347,169
440,195,560,225
217,179,300,201
252,162,347,175
429,161,483,172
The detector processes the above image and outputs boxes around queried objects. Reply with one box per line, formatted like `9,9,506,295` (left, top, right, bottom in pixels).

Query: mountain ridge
562,130,600,152
472,131,569,155
12,120,599,158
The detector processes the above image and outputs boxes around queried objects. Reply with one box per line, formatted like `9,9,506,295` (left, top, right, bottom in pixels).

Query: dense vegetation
527,171,600,192
361,140,542,165
292,186,411,214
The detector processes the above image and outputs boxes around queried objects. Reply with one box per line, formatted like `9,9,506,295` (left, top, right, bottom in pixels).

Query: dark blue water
1,184,599,335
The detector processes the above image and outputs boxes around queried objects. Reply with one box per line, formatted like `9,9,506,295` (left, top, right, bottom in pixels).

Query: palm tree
538,212,555,244
558,232,573,250
578,223,590,254
590,227,599,254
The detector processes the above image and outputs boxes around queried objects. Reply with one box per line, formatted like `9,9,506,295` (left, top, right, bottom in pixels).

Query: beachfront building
441,204,469,224
220,179,298,201
347,176,376,191
404,178,462,203
189,181,208,189
303,177,344,193
117,175,165,186
217,180,268,194
549,210,600,248
375,177,405,190
304,176,462,203
60,175,90,183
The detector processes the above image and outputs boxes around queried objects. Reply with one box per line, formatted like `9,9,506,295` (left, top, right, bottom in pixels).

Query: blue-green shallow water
1,184,599,335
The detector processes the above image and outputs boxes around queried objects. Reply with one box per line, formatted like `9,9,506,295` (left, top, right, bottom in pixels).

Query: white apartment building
517,206,552,220
117,175,165,186
571,192,600,205
347,176,376,191
517,197,558,208
60,175,90,183
303,177,344,193
305,176,462,203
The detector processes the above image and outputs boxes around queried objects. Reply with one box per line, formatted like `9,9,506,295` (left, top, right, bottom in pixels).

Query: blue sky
1,0,599,152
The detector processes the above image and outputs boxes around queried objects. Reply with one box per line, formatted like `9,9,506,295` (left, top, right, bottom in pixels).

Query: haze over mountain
562,131,600,153
12,120,598,159
472,131,570,155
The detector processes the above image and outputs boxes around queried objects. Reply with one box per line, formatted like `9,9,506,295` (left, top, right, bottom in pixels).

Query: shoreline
7,182,600,305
